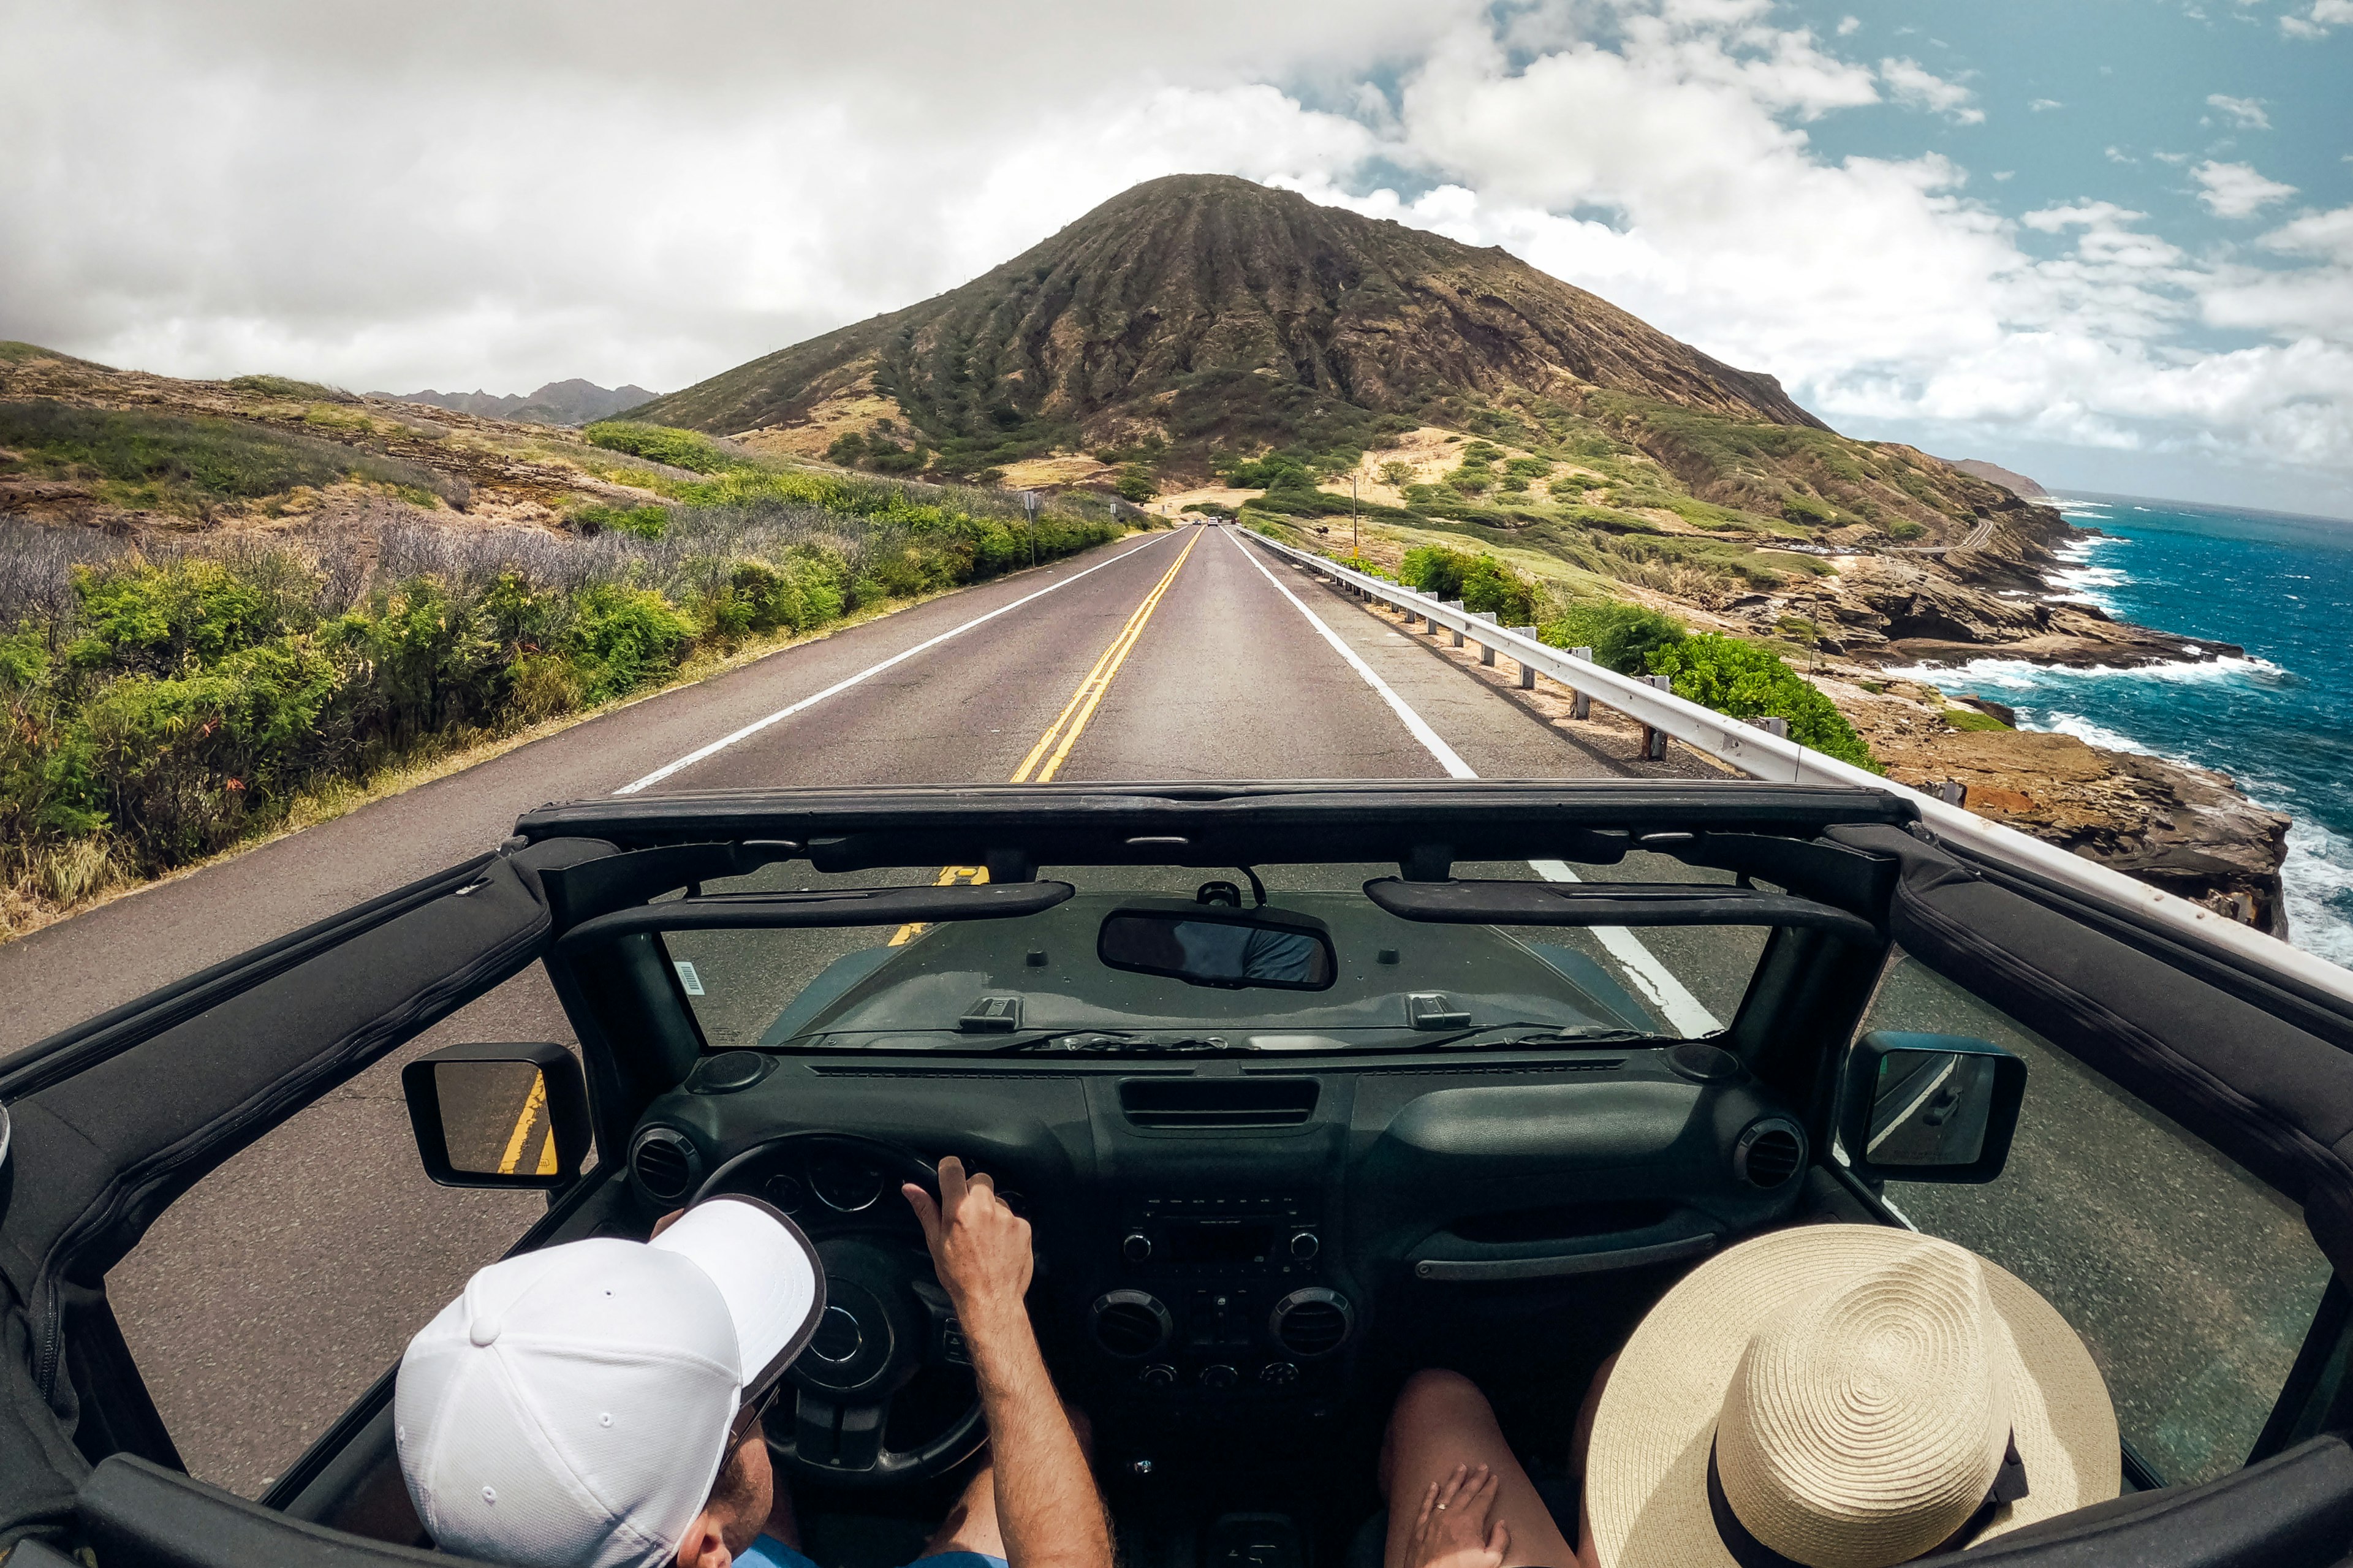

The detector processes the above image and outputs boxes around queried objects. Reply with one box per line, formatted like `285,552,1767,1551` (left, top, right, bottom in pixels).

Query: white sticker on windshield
673,960,705,996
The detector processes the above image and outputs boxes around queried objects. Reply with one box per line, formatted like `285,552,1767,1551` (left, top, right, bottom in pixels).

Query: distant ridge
381,377,656,426
631,173,1825,478
1947,458,2048,498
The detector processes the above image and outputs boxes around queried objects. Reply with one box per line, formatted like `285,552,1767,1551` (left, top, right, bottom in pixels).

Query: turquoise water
1887,491,2353,969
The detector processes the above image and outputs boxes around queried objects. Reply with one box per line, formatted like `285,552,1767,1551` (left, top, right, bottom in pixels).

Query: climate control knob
1288,1230,1320,1262
1259,1361,1300,1386
1199,1363,1238,1391
1121,1233,1153,1263
1139,1363,1177,1389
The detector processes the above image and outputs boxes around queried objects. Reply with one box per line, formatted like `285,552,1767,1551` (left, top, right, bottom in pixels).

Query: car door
0,836,615,1558
1822,824,2353,1496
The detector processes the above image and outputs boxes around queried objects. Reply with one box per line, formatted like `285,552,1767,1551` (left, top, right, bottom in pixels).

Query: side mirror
402,1042,591,1189
1838,1030,2026,1184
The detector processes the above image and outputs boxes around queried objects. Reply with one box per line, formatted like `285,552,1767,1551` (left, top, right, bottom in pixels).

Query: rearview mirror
1098,907,1337,991
1838,1031,2025,1184
402,1041,591,1189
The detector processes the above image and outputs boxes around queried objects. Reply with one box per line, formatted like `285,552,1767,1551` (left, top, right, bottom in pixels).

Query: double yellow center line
1010,526,1203,784
889,525,1205,945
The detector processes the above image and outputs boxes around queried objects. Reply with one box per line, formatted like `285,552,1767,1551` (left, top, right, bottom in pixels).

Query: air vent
631,1127,703,1200
1735,1120,1805,1189
1270,1289,1353,1358
1088,1291,1173,1358
1120,1078,1319,1129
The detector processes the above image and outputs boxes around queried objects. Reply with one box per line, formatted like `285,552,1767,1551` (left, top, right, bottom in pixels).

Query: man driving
393,1157,1108,1568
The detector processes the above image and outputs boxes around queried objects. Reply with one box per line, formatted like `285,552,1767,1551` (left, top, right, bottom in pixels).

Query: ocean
1887,491,2353,971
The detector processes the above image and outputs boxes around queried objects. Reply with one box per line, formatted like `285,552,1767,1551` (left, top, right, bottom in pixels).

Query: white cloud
2281,0,2353,31
2192,159,2300,218
2029,97,2063,112
1878,56,1985,123
1,0,2350,507
2205,93,2271,128
1836,14,1860,34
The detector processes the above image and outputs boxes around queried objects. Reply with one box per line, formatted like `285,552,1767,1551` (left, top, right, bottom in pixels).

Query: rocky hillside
379,378,658,426
640,176,2044,556
635,175,1831,472
1946,458,2048,498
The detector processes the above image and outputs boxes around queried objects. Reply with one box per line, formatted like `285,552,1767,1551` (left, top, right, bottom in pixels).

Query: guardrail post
1444,601,1466,646
1749,716,1790,739
1569,648,1594,719
1642,675,1672,760
1512,627,1539,688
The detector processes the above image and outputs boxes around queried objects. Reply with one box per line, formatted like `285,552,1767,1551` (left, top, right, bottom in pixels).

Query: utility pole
1022,490,1039,567
1350,472,1360,559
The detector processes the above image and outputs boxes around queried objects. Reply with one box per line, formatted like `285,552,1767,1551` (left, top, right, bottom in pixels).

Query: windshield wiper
990,1031,1251,1056
1409,1023,1659,1051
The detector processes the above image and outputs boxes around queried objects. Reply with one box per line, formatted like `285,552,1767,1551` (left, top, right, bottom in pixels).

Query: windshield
661,854,1773,1055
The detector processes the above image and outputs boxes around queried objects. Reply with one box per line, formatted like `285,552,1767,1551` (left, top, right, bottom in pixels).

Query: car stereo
1118,1194,1321,1279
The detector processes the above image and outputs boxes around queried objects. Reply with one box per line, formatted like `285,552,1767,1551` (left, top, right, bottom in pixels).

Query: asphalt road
7,522,1687,1494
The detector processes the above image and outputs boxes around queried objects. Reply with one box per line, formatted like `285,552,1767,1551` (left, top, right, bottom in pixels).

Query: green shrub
229,374,354,403
1643,634,1879,769
583,421,732,473
1540,601,1688,674
569,502,671,538
1222,454,1319,491
1399,546,1537,623
1116,465,1156,502
566,583,696,702
866,442,928,475
1887,519,1927,542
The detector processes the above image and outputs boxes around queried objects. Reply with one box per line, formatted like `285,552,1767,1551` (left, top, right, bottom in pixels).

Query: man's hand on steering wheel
902,1156,1033,1329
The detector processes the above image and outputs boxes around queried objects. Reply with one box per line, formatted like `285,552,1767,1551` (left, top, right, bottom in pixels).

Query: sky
2,0,2350,516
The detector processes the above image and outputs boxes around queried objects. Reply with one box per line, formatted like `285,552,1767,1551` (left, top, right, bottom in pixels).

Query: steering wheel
694,1132,988,1486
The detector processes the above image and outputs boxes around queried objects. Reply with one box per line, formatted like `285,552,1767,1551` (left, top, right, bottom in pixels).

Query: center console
1086,1192,1355,1405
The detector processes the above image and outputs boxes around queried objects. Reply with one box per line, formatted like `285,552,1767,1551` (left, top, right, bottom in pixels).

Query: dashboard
623,1042,1811,1452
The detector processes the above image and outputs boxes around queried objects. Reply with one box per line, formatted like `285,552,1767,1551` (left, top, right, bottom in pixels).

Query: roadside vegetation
0,432,1129,936
0,400,469,518
1327,534,1876,770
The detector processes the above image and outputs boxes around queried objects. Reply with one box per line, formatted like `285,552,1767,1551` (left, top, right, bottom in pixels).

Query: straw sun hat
1584,1224,2119,1568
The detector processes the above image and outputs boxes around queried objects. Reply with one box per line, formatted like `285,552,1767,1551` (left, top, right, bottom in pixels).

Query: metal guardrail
1240,526,2353,1008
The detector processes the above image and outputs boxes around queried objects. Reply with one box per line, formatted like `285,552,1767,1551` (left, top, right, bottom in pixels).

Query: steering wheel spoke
911,1277,974,1368
786,1390,892,1474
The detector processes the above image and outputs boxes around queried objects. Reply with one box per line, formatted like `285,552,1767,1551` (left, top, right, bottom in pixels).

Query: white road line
1224,528,1476,779
615,530,1181,795
1526,860,1724,1037
1230,528,1724,1039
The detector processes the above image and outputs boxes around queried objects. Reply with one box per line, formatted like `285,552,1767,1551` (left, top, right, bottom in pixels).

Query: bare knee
1392,1367,1490,1428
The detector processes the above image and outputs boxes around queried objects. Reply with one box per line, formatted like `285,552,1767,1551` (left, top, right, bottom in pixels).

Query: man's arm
904,1158,1112,1568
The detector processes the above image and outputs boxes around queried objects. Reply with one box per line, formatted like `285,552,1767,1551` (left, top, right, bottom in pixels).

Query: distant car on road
6,781,2353,1567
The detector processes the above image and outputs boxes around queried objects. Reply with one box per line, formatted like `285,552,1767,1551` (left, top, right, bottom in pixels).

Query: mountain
630,173,1827,479
382,378,657,426
1946,459,2049,498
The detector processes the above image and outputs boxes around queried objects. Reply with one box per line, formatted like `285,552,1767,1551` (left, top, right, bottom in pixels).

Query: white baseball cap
395,1195,825,1568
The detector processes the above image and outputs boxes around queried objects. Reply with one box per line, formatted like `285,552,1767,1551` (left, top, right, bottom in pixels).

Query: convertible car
7,781,2353,1568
